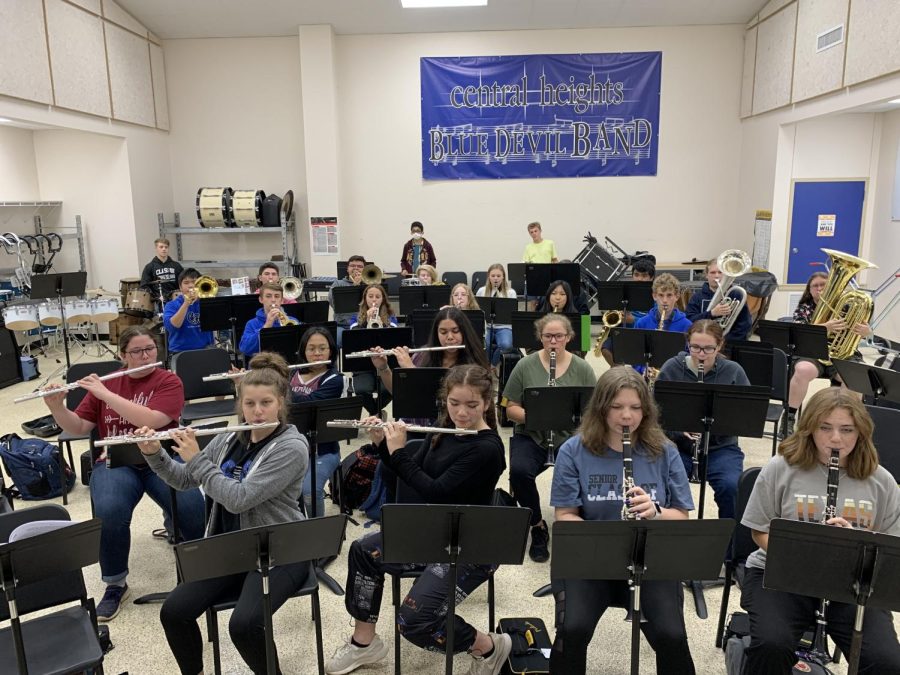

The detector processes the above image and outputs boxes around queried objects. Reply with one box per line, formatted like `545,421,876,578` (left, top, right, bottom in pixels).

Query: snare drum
232,189,266,228
120,277,140,307
196,187,234,228
2,303,39,331
90,298,120,323
65,300,93,324
125,289,154,318
38,302,63,326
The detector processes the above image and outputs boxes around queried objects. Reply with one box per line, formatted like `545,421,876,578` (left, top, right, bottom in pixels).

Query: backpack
359,462,388,522
0,434,76,500
723,612,833,675
339,446,380,512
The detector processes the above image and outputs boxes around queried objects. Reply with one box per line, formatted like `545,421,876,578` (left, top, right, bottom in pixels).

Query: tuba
280,276,303,300
811,248,876,363
195,275,218,298
592,310,622,357
708,249,751,334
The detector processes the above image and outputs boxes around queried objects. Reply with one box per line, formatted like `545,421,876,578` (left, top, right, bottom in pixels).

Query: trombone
195,275,218,298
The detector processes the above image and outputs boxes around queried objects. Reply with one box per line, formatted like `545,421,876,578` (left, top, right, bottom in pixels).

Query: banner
421,52,661,181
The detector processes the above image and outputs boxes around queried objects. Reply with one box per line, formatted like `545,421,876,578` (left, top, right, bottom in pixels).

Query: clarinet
621,426,639,520
544,349,558,466
689,361,704,483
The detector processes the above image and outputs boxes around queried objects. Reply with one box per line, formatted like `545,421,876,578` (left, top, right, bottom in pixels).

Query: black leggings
550,578,695,674
509,433,551,527
740,566,900,675
160,561,310,675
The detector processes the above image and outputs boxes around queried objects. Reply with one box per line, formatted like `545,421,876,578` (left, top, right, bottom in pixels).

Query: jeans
678,443,744,519
161,561,310,675
509,433,551,527
550,577,695,674
487,327,513,366
740,566,900,675
302,449,341,518
90,462,206,584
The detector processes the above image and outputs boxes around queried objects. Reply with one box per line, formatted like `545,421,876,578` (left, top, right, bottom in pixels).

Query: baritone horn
708,249,751,334
361,264,384,285
592,310,623,357
281,276,303,300
195,275,218,298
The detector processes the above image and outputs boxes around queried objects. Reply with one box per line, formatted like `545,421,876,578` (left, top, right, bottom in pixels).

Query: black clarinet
621,426,638,520
544,349,558,467
688,361,704,483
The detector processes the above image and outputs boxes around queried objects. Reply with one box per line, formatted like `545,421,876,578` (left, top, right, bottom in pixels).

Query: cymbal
86,287,120,297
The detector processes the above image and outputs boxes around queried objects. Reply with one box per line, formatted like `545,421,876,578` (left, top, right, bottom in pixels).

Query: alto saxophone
621,426,638,520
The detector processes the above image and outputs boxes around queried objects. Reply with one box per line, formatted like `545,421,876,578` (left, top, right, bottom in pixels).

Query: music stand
833,359,900,406
524,384,594,462
524,263,581,298
609,328,685,370
392,368,446,419
29,272,87,369
476,296,517,351
507,263,526,297
593,281,654,317
175,515,348,675
331,285,365,317
410,309,486,347
398,286,451,316
259,325,302,362
511,311,584,353
200,295,260,362
341,327,413,416
766,518,900,675
381,504,531,675
757,320,829,428
283,300,329,323
729,340,775,390
551,519,734,675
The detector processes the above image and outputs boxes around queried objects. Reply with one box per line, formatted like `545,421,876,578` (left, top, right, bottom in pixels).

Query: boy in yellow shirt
522,222,558,263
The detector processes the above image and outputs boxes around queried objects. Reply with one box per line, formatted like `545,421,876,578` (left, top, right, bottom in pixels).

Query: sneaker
467,633,512,675
325,634,388,675
528,522,550,563
96,584,129,622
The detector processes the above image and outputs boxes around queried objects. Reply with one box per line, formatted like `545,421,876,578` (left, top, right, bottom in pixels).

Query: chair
171,348,236,425
865,404,900,482
384,274,403,299
0,504,105,675
441,271,467,287
764,348,788,456
57,360,122,504
471,271,487,294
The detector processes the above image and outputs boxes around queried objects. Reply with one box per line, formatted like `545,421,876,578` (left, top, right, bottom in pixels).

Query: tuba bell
280,276,303,300
195,275,218,298
708,249,752,334
361,264,383,286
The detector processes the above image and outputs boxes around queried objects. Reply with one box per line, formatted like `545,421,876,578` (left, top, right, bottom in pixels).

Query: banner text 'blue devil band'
420,52,661,181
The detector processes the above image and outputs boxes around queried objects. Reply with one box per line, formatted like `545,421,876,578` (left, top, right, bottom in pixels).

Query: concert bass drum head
196,187,234,228
232,189,266,228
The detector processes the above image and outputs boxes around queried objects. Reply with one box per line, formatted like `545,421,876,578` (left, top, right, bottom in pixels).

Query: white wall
0,126,40,201
334,25,746,275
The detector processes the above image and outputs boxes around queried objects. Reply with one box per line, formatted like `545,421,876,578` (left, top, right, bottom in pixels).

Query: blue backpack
0,434,76,500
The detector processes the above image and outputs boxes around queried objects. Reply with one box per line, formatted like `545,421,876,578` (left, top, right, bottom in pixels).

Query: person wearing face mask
400,221,437,277
655,319,749,519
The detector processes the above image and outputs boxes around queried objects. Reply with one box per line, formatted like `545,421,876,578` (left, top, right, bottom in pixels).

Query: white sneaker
467,633,512,675
325,634,389,675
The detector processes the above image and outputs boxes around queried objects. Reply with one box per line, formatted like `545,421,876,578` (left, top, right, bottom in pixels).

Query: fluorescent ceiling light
401,0,487,8
890,98,900,105
0,117,13,124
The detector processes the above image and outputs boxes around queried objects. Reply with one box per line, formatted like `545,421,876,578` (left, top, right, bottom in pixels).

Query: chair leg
206,608,223,675
58,444,68,506
488,574,495,631
393,575,402,675
771,419,778,456
313,591,325,675
715,565,734,648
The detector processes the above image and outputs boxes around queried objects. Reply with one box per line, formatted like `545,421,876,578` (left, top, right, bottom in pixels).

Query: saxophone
621,426,638,520
644,306,665,390
592,310,622,357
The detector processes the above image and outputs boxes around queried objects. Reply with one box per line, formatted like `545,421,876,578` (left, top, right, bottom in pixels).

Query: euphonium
810,248,876,363
592,310,623,357
708,249,751,335
361,264,384,286
280,276,303,300
195,275,218,298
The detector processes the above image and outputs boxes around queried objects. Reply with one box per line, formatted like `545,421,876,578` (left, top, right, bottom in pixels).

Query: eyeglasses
688,344,718,354
541,333,567,342
125,346,157,357
306,345,330,353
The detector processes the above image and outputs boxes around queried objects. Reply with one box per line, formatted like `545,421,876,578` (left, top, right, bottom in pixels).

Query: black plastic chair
441,271,467,287
171,349,236,424
471,271,488,294
765,348,788,456
865,404,900,482
0,504,105,674
57,360,122,504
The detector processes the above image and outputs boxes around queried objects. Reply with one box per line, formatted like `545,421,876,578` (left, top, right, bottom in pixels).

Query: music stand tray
833,359,900,405
523,386,594,435
475,297,517,325
756,321,829,361
729,340,775,390
340,326,413,373
610,328,685,368
259,325,302,363
524,263,581,298
392,368,446,420
593,282,654,312
331,286,365,316
399,286,452,316
29,272,88,369
283,300,329,323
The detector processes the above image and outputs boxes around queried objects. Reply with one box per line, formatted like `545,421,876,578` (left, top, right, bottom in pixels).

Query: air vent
816,25,844,52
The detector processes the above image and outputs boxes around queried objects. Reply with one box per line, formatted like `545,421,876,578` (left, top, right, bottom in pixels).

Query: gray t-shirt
742,454,900,570
551,434,694,520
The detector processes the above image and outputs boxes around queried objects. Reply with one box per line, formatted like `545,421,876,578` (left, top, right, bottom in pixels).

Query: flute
326,419,477,435
95,422,279,448
14,362,164,403
345,345,465,359
203,361,332,382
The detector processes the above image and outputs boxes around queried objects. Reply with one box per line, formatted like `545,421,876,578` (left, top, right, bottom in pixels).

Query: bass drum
232,189,266,228
196,187,234,228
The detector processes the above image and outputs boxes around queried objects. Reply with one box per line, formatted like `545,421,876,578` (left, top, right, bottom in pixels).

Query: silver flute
326,419,477,435
14,362,164,403
345,345,465,359
202,361,332,382
95,422,279,448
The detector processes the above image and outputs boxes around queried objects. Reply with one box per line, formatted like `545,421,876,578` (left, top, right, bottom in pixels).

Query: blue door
787,180,866,284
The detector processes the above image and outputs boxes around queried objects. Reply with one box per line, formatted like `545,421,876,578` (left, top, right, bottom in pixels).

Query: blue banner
420,52,661,181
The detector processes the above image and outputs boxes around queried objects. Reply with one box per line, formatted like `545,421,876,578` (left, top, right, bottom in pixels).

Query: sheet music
752,210,772,270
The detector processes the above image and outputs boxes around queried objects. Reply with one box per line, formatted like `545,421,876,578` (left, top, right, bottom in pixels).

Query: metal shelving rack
157,212,298,274
0,202,86,274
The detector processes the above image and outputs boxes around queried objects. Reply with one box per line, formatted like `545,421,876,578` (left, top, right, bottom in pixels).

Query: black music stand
29,272,87,369
259,325,302,362
524,384,595,464
476,296,517,351
200,295,260,362
409,309,483,347
766,519,900,675
757,320,829,426
381,504,531,675
392,368,446,420
551,519,734,675
609,328,685,369
398,286,451,316
511,311,584,353
524,263,581,299
594,281,654,316
833,359,900,406
729,340,775,390
331,285,365,316
506,263,526,297
283,300,329,323
341,327,413,416
175,515,348,675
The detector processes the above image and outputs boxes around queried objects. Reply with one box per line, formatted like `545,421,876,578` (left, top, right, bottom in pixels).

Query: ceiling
117,0,767,40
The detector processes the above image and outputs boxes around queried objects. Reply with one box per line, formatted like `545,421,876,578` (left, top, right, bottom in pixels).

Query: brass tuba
280,276,303,300
195,275,218,298
811,248,876,363
708,249,751,334
361,264,384,286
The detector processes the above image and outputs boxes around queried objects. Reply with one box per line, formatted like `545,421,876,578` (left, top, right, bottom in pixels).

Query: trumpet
202,360,332,382
593,310,623,357
273,307,299,326
280,276,303,300
195,275,218,298
345,345,464,359
95,422,279,448
326,420,477,435
14,363,163,403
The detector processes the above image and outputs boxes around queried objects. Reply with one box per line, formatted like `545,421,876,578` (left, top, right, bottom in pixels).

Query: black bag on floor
723,612,831,675
496,617,551,674
0,433,75,500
